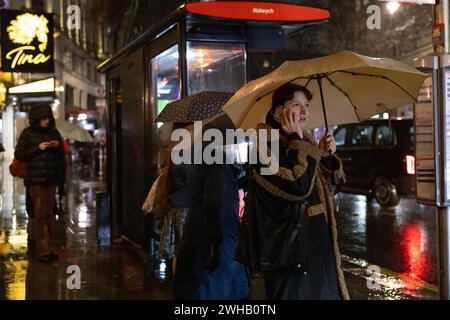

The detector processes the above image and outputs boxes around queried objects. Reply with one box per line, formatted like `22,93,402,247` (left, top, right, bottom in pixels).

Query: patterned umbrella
155,91,233,123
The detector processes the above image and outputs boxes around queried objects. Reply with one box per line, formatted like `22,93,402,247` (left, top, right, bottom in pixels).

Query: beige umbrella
55,119,93,143
222,50,427,131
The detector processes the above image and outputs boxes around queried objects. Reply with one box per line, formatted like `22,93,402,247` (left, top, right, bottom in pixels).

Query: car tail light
405,155,415,175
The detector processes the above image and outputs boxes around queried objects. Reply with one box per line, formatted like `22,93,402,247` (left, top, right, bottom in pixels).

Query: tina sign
0,10,54,73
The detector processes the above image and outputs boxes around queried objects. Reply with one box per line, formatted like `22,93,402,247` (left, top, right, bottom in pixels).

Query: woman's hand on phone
39,142,51,150
281,109,303,138
50,140,59,147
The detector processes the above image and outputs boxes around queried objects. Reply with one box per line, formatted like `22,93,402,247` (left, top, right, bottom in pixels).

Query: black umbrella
155,91,233,123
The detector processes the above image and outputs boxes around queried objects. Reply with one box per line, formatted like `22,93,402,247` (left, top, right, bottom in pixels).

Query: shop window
187,42,246,95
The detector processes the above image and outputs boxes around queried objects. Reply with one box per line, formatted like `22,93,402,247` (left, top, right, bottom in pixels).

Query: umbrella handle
317,75,329,132
317,73,337,183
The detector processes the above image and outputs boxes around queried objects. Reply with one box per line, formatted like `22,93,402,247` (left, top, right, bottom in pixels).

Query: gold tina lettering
5,46,51,69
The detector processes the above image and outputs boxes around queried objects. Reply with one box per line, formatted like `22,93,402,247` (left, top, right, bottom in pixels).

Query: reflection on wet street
0,159,440,299
0,162,172,300
337,193,438,299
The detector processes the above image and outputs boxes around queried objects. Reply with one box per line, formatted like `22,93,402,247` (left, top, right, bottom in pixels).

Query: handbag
235,178,309,274
9,158,25,178
141,166,169,216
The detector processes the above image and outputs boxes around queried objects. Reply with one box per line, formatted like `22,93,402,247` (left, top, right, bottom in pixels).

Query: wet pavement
0,158,441,300
336,193,438,300
0,160,171,300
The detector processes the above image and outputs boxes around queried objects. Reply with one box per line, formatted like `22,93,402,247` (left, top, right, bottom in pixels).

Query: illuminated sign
0,10,54,73
0,83,6,109
185,2,330,22
8,77,55,94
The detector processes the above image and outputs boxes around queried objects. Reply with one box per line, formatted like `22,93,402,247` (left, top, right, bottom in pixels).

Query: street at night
0,172,440,300
1,0,450,312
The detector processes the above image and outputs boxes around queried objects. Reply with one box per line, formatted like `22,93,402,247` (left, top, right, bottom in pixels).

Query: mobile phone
273,106,283,123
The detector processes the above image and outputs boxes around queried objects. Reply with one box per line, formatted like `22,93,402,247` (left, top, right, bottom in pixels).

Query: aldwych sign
0,9,54,73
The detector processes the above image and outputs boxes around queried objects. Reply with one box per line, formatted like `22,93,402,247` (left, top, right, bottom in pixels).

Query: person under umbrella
235,83,348,300
173,125,250,300
154,91,250,299
151,92,236,279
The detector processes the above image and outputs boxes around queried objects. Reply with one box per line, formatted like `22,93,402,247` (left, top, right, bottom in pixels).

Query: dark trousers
29,185,57,258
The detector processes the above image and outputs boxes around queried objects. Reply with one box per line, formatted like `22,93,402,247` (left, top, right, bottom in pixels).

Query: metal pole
434,0,450,299
438,207,450,299
444,0,450,53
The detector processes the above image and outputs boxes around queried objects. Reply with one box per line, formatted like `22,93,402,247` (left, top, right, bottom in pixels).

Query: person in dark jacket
173,145,250,300
236,83,350,300
15,104,65,263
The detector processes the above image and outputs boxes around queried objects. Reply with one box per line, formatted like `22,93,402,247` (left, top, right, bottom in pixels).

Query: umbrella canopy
222,50,427,130
55,119,93,143
155,91,233,123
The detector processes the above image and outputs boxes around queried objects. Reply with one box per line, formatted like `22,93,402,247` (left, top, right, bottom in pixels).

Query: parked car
334,119,415,207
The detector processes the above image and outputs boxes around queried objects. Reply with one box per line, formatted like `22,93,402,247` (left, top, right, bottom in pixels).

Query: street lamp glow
386,2,400,15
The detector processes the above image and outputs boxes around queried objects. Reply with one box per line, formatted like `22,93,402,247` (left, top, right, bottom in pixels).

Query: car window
375,125,396,146
351,125,374,147
334,127,347,147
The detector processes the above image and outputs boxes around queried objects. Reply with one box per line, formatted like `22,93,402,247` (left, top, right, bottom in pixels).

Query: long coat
236,123,350,300
173,162,250,300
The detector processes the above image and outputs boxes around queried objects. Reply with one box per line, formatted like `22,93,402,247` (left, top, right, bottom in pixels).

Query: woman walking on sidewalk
15,104,66,263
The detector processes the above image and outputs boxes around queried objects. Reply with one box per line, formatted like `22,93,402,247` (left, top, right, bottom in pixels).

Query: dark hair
272,83,313,107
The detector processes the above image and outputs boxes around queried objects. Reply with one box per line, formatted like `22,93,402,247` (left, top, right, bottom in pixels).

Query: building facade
0,0,106,213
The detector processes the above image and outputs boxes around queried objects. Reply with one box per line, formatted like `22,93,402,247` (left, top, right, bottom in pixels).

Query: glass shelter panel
150,45,180,118
187,42,246,95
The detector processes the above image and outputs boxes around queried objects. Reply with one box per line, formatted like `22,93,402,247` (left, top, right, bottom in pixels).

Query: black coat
14,105,66,187
167,162,190,209
235,123,350,299
173,162,250,300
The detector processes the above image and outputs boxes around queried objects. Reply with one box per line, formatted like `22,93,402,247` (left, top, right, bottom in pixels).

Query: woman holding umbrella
236,83,349,300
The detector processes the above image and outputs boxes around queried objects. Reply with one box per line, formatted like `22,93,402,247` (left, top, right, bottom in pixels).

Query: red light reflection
400,224,426,291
